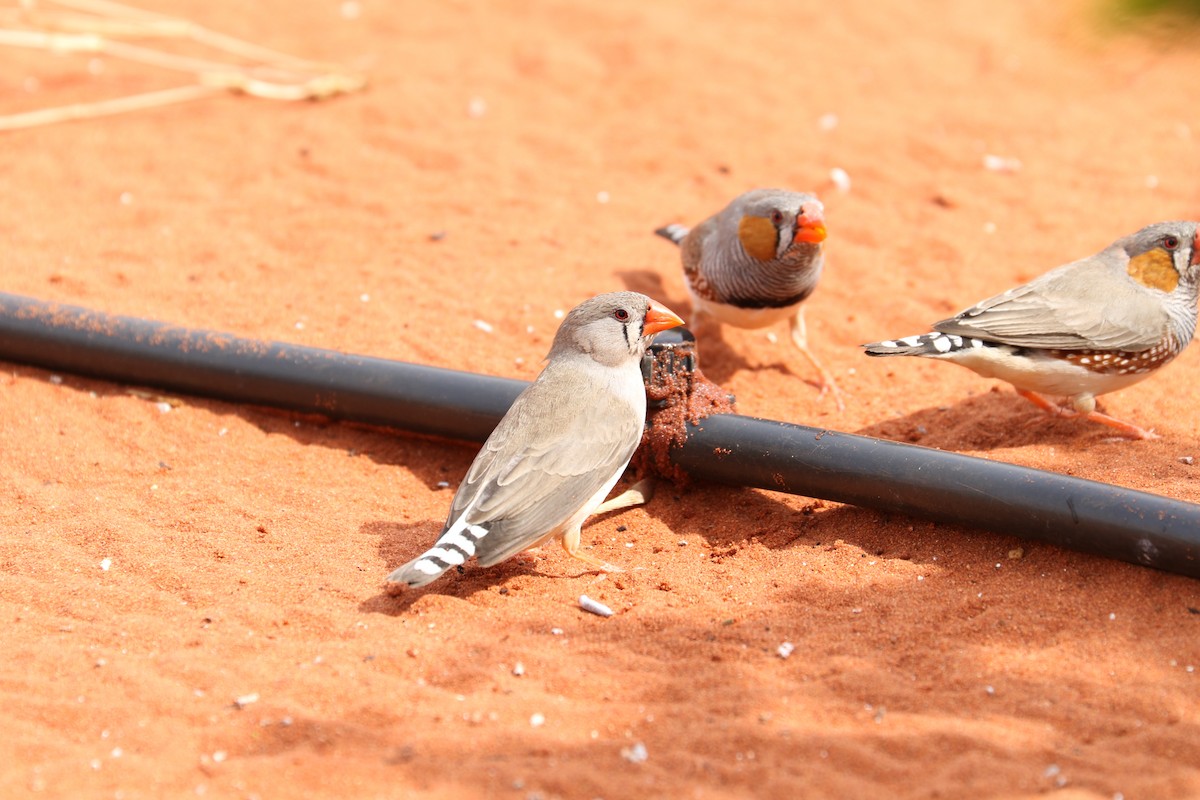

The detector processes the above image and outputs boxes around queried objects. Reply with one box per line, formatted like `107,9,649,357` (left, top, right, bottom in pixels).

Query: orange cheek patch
737,215,779,262
1127,249,1178,293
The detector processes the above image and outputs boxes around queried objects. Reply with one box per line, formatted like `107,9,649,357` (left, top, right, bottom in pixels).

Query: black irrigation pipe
1,291,1198,579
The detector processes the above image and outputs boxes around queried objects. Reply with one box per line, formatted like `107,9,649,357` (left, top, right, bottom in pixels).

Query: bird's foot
789,313,845,412
811,374,847,412
1084,411,1159,440
567,548,625,575
592,478,656,515
1017,389,1157,439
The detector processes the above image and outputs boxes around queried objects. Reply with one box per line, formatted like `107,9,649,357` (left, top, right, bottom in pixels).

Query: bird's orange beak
643,300,686,336
793,202,827,244
1192,230,1200,266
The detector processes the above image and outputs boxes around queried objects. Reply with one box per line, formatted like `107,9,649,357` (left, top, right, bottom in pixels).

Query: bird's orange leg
560,525,624,573
591,478,655,515
1015,389,1067,416
789,308,845,411
1015,389,1158,439
1082,411,1159,440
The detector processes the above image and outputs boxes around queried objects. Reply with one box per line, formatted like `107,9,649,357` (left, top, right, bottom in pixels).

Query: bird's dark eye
770,210,784,225
613,308,630,322
1163,235,1180,250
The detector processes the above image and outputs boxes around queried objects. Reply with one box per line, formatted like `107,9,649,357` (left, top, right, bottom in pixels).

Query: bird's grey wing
449,378,643,567
933,259,1168,351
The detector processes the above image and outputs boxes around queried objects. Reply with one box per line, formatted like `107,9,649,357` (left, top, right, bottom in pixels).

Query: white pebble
473,319,494,333
211,750,227,763
777,642,795,659
621,741,648,763
234,692,259,709
155,402,172,414
765,331,778,344
1178,456,1193,466
829,166,851,192
579,595,614,617
982,154,1021,173
512,662,525,676
553,309,565,319
1109,612,1116,620
49,374,63,385
359,293,370,302
529,713,545,727
550,627,564,636
100,558,112,571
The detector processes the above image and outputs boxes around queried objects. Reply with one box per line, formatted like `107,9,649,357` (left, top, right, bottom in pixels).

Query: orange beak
793,202,827,245
643,300,686,336
1192,230,1200,266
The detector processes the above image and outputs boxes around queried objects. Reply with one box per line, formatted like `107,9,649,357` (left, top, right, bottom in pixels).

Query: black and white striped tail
863,331,989,358
386,518,489,588
654,223,689,246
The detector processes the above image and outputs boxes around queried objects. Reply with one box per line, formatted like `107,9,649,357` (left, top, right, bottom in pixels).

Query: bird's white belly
945,347,1152,399
689,286,798,330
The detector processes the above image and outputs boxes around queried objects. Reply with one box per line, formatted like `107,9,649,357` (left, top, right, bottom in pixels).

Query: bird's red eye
1163,235,1180,250
770,210,784,225
613,308,630,322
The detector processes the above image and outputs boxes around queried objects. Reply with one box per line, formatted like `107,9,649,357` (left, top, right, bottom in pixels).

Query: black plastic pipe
1,292,1198,578
675,415,1198,575
0,292,526,444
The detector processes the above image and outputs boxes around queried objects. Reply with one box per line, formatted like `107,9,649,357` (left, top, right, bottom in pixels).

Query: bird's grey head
550,291,684,367
1115,220,1200,294
723,189,827,264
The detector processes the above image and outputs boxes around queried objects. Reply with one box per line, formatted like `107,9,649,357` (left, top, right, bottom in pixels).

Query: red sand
3,1,1200,797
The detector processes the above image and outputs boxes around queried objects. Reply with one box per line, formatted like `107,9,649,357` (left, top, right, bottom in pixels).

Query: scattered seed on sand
621,741,648,763
579,595,614,617
234,693,259,709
